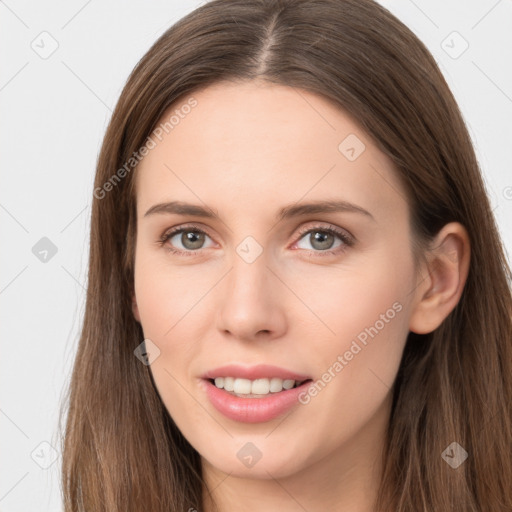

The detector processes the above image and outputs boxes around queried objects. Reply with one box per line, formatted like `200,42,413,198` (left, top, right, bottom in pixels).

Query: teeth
212,377,302,395
282,379,295,390
251,378,270,394
269,377,284,392
223,377,234,391
233,378,252,394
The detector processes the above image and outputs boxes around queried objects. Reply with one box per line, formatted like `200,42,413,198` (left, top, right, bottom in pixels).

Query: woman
60,0,512,510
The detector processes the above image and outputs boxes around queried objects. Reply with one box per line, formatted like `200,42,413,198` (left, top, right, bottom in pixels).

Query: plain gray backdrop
1,0,511,510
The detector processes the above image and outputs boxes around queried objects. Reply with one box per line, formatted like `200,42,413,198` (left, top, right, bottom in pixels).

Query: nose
215,249,287,342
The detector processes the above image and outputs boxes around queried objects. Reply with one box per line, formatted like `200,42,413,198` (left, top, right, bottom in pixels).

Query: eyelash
157,223,354,258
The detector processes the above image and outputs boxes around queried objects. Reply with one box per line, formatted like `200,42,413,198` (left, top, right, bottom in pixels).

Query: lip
201,378,313,423
201,363,311,381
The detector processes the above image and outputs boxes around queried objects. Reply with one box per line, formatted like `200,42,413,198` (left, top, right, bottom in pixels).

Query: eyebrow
143,199,375,223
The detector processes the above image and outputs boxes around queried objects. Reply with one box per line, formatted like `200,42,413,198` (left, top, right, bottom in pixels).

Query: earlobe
132,295,141,323
409,222,470,335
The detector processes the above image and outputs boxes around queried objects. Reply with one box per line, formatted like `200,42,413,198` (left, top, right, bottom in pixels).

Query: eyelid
293,222,354,245
161,221,353,241
159,222,215,240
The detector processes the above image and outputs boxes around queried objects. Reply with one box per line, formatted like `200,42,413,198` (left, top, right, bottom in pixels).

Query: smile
201,378,312,423
210,376,307,397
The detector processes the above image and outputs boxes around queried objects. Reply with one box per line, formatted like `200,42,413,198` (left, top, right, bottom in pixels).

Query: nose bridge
215,237,286,339
223,229,272,295
227,242,272,306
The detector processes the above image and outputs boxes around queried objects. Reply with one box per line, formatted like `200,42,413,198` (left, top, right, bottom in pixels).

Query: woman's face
132,80,420,479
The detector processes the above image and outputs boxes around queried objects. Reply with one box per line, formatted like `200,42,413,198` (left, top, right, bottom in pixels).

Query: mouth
200,364,314,422
206,376,312,398
201,369,314,423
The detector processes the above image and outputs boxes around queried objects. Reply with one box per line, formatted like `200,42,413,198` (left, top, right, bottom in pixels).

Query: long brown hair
59,0,512,510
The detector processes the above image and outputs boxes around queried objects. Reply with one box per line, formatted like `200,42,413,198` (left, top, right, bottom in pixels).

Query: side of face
130,80,470,480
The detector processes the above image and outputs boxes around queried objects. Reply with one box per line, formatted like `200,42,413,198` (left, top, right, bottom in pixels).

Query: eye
157,225,215,256
292,224,354,256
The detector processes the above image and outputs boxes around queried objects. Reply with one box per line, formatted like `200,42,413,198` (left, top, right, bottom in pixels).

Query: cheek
134,256,205,338
133,261,202,413
133,262,209,431
290,244,413,404
288,245,411,348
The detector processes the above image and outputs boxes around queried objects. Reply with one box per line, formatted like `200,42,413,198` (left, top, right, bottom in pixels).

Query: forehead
134,80,408,225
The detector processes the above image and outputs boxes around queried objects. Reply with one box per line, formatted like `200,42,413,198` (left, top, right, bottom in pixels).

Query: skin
131,80,470,511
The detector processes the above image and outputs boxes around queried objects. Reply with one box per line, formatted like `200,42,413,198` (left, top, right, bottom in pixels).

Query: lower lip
202,379,313,423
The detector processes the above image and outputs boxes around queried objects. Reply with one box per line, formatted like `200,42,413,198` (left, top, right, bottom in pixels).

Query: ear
409,222,471,334
132,294,141,323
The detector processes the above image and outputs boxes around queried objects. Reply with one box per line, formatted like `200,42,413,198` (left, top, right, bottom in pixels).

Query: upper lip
202,364,312,382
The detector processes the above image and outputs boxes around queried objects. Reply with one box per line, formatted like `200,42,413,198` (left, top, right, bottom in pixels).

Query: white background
1,1,511,510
